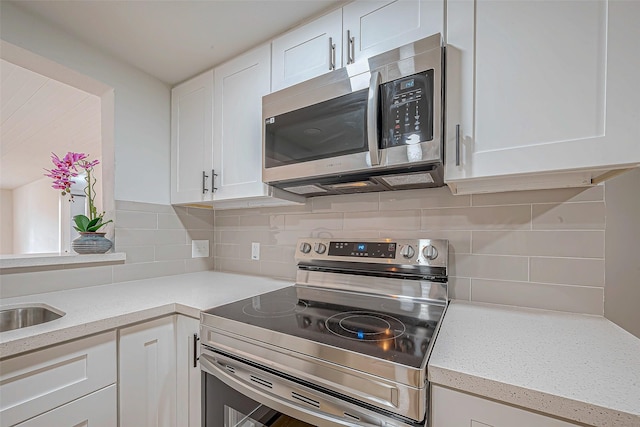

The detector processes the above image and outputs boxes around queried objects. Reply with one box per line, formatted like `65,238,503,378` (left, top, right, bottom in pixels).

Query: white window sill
0,252,126,271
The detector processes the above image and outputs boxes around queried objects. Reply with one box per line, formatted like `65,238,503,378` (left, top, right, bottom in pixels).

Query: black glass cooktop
204,286,445,368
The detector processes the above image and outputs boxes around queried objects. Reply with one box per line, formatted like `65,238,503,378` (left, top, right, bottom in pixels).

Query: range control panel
328,241,397,259
295,238,448,268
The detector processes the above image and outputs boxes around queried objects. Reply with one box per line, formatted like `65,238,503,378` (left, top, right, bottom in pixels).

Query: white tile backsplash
1,185,612,316
214,185,608,315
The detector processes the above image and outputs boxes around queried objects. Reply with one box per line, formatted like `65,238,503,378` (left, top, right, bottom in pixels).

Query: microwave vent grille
379,172,435,187
282,185,329,195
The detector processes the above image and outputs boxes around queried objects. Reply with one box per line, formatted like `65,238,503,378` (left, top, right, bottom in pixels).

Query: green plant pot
72,232,113,254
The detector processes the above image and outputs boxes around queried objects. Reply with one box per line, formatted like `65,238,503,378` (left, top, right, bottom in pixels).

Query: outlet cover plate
192,240,209,258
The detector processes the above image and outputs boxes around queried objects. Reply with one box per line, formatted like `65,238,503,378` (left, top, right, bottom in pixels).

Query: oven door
200,349,413,427
202,369,313,427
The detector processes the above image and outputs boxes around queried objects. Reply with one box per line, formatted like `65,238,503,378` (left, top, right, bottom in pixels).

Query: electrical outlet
251,242,260,260
192,240,209,258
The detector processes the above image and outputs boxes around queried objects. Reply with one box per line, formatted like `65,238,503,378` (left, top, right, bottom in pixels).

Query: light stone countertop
428,300,640,427
0,271,290,359
2,275,638,427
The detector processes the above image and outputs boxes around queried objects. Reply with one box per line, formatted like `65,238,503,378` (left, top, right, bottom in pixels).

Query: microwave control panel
381,70,434,148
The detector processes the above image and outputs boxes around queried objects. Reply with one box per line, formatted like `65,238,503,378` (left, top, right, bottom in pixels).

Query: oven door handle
367,70,382,166
200,352,381,427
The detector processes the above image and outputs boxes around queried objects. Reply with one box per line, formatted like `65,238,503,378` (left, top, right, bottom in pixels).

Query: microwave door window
265,89,368,168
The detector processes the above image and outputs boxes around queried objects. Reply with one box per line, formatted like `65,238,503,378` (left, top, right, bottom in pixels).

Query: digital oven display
328,242,396,258
400,79,415,90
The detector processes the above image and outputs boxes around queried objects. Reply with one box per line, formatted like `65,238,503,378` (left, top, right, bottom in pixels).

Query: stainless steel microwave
262,33,443,197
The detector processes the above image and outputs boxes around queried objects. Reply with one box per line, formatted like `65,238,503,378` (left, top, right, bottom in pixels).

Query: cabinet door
177,315,201,427
431,385,579,427
171,70,214,204
430,385,577,427
445,0,640,191
342,0,444,65
16,385,117,427
271,8,343,92
0,331,116,427
119,316,177,427
213,44,271,201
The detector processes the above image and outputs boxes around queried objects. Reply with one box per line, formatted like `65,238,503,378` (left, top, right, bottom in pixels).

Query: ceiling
1,0,344,190
10,0,345,85
0,59,101,190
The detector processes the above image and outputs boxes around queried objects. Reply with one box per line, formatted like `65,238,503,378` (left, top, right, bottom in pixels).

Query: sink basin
0,304,65,332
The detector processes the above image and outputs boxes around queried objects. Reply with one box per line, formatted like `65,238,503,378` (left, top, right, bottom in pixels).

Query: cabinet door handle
347,30,355,64
455,124,461,166
329,37,336,70
211,169,218,192
202,171,209,194
193,333,200,368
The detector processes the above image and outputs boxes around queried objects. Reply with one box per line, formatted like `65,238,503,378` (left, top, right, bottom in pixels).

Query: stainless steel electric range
200,238,449,427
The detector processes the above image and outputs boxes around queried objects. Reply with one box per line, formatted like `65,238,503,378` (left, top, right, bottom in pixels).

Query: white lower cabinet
0,331,116,427
177,315,201,427
431,385,579,427
1,315,201,427
119,315,177,427
119,314,201,427
16,384,117,427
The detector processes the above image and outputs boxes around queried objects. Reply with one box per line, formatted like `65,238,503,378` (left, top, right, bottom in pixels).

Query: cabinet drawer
0,331,116,427
15,384,116,427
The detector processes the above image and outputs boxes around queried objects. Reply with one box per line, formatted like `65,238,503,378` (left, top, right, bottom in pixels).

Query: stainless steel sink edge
0,303,66,333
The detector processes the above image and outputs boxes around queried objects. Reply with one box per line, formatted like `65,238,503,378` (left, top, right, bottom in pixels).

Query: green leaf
87,217,101,229
73,215,90,231
87,219,113,232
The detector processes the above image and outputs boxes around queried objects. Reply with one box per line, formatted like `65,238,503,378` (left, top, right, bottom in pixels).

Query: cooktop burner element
200,237,449,426
241,295,308,318
325,311,406,341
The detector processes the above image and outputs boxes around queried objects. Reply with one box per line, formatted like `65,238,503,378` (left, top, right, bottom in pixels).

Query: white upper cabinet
171,47,302,208
213,44,301,208
272,0,444,92
272,9,343,92
445,0,640,194
213,45,272,201
342,0,444,66
171,70,214,204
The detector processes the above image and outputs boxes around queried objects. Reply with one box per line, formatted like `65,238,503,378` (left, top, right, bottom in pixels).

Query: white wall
0,1,171,205
0,189,13,254
13,178,60,254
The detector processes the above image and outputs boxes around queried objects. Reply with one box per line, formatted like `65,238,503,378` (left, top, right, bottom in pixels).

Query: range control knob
422,244,438,260
400,245,415,259
299,242,312,254
314,242,327,254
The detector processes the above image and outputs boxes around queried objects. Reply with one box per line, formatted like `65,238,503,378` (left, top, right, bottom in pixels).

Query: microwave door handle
367,71,381,166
